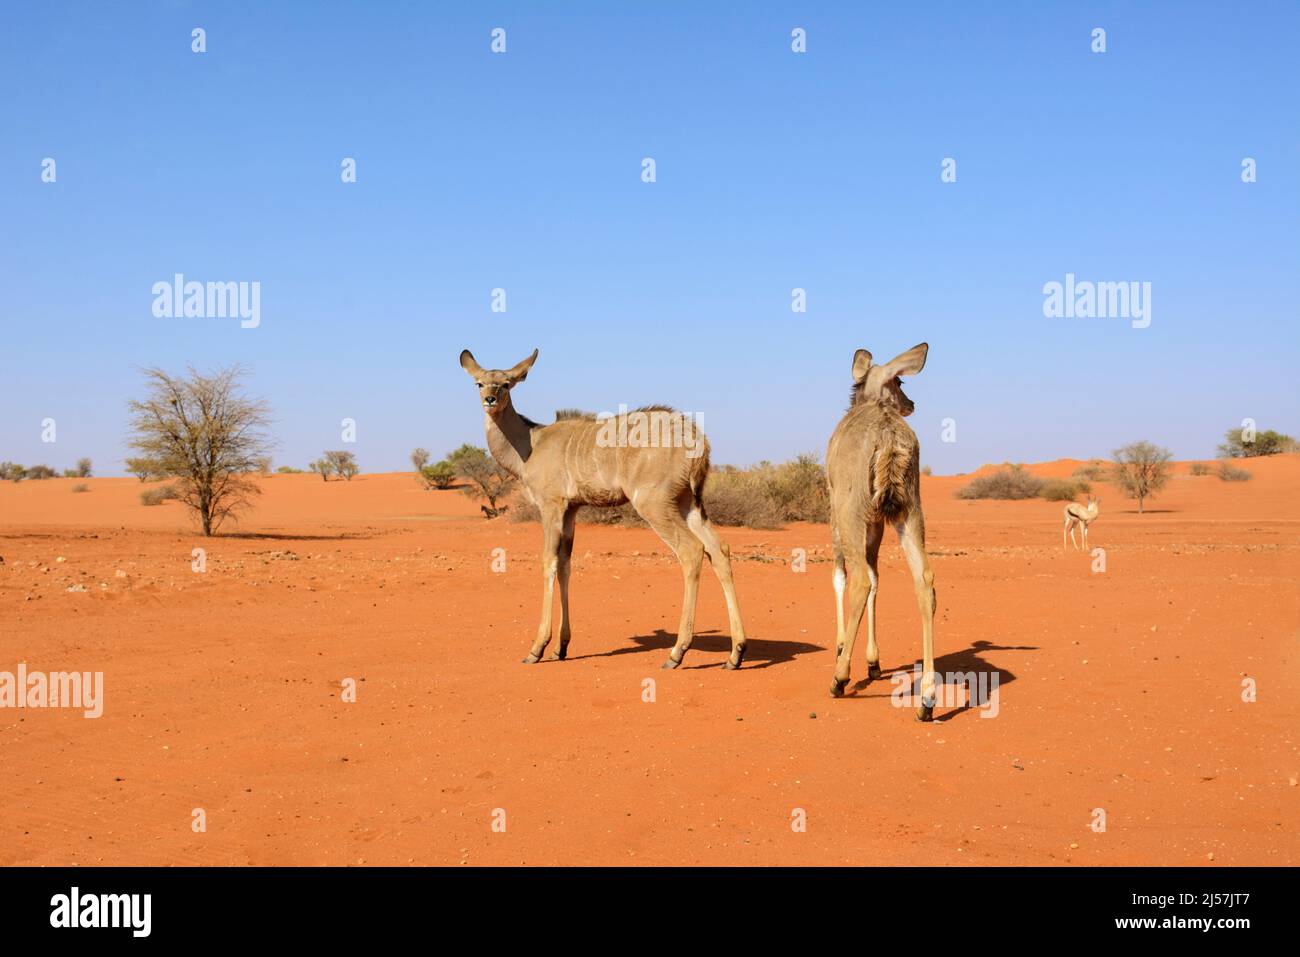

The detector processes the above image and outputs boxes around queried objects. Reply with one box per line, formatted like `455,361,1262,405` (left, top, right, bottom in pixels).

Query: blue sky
2,0,1297,476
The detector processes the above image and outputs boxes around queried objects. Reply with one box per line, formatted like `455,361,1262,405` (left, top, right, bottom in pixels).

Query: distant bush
420,461,457,490
956,465,1044,500
921,465,932,476
275,465,304,474
1040,478,1091,501
410,448,431,472
1217,426,1296,459
1188,462,1211,476
72,483,90,493
0,462,23,482
23,465,56,480
323,450,359,481
309,459,333,482
1111,441,1173,513
125,456,165,482
1216,462,1252,482
1071,460,1107,481
140,484,181,506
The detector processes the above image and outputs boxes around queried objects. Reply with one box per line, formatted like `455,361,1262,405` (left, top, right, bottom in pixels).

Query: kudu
825,343,938,720
1063,496,1100,550
459,349,747,670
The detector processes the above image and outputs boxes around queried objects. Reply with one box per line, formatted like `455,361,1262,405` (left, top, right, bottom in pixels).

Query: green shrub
1217,426,1297,458
420,461,457,490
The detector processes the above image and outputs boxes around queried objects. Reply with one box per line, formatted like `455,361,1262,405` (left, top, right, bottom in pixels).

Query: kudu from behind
825,343,938,720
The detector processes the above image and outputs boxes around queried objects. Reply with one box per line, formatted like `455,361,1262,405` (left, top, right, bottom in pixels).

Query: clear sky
2,1,1297,476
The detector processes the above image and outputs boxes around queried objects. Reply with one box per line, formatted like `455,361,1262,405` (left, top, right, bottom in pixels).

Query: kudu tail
870,432,916,521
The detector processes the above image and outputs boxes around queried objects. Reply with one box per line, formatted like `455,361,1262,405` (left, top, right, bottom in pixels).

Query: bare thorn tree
324,450,359,481
127,366,274,535
1111,440,1172,514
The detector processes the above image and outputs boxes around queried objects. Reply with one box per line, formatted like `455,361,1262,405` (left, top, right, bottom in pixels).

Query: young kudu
459,349,747,670
826,343,938,720
1063,496,1100,550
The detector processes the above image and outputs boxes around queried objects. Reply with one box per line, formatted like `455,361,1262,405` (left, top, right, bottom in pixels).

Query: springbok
1063,496,1099,550
459,348,747,670
826,343,937,720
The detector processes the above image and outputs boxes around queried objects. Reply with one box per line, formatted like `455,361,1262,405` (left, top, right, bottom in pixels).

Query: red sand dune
1,457,1297,865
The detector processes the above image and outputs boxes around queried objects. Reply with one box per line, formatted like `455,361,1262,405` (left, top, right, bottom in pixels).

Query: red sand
1,457,1297,865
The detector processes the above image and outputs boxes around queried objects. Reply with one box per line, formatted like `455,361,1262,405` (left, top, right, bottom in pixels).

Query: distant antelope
826,343,937,720
459,348,747,670
1063,496,1100,550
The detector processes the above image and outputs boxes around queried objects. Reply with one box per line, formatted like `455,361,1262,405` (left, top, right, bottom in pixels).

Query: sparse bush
276,465,304,474
127,365,273,535
921,465,932,477
140,484,181,506
1217,426,1297,459
0,462,23,482
254,456,273,475
1216,462,1252,482
956,465,1044,500
410,447,430,472
324,450,359,481
74,457,92,478
1188,462,1211,476
309,459,334,481
71,483,89,493
1111,440,1172,513
1071,460,1107,481
1040,478,1091,501
23,464,56,480
125,456,165,482
420,460,456,490
449,444,516,517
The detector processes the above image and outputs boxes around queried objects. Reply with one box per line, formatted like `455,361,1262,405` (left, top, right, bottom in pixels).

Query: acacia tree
324,450,359,481
127,366,273,535
450,444,516,517
1111,440,1172,514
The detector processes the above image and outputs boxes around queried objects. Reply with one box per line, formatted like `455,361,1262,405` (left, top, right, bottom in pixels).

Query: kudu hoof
916,703,934,722
867,662,882,681
550,644,568,661
661,656,682,670
830,677,848,698
521,653,542,664
723,646,746,670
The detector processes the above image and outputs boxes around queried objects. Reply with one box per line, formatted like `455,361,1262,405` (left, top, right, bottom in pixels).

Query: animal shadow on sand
846,638,1036,722
566,628,820,670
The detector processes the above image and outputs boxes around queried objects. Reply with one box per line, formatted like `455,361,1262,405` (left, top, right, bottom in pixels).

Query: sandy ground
1,457,1297,866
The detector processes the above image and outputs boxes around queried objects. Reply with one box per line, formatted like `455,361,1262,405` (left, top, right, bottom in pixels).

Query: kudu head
459,348,539,418
849,342,929,416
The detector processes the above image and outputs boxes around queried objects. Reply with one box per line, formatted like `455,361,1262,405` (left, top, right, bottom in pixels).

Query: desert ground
1,457,1297,866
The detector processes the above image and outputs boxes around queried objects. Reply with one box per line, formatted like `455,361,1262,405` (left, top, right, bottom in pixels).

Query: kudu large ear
851,349,873,382
506,348,539,383
460,350,485,378
885,342,928,376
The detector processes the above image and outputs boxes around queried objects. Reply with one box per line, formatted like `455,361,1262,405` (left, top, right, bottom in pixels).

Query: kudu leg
897,511,937,721
523,504,565,664
686,506,747,668
552,505,578,660
831,552,870,697
639,498,705,669
863,528,884,680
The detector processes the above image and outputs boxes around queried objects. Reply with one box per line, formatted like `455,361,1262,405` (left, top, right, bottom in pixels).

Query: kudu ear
886,342,928,376
460,350,485,378
507,348,539,383
851,349,873,382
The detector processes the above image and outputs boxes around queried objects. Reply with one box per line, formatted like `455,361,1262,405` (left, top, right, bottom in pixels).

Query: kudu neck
484,404,534,479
